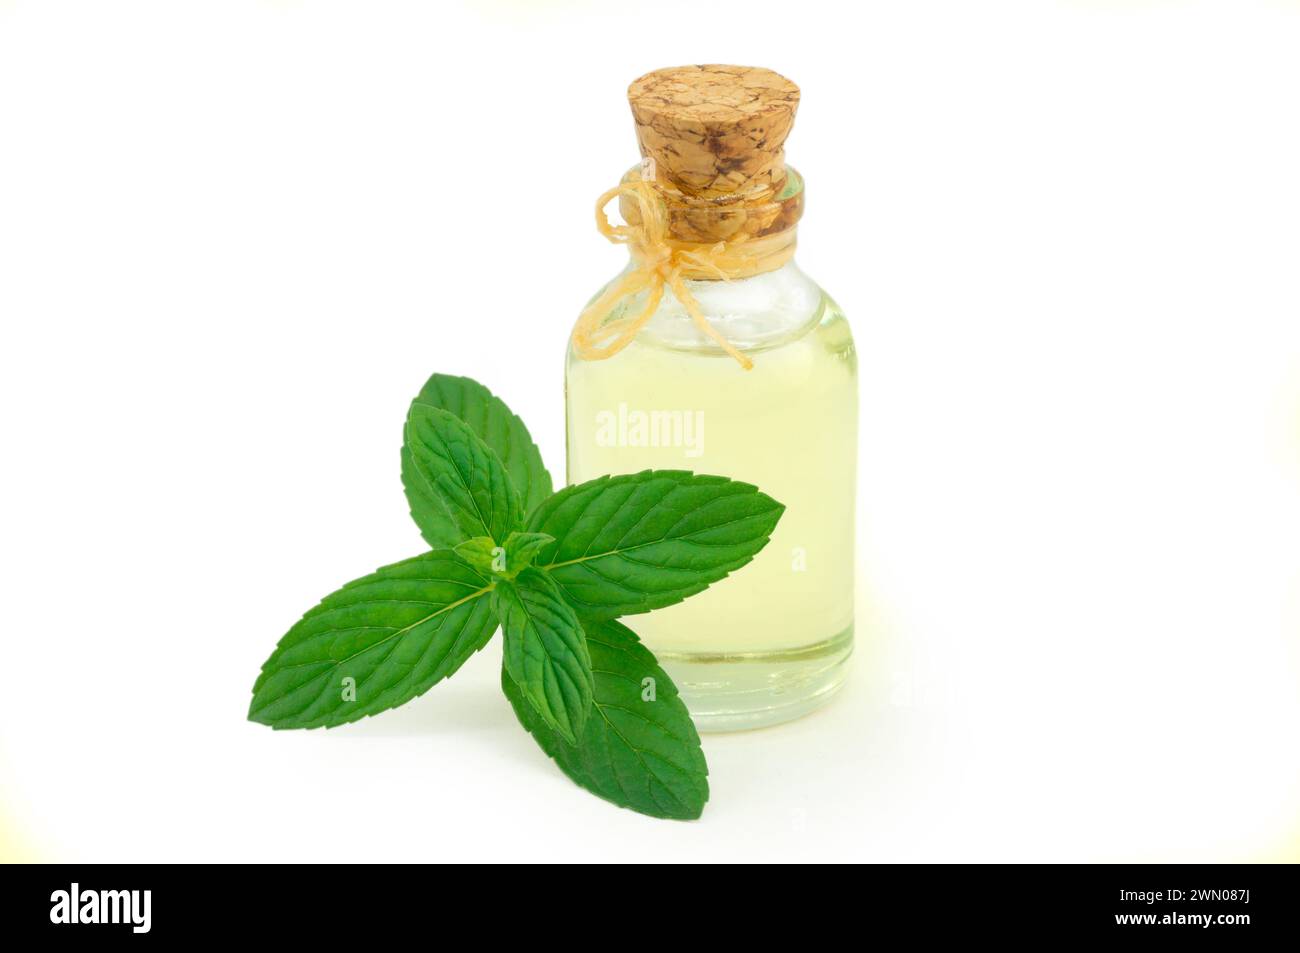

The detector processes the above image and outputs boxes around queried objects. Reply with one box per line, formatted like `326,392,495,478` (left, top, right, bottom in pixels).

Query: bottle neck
627,226,799,281
617,164,805,246
569,168,808,369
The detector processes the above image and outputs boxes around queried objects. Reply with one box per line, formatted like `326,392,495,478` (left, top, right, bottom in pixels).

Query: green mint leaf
503,618,708,820
413,373,553,514
402,403,522,548
493,567,593,744
527,470,784,621
454,532,554,579
249,551,498,729
453,536,504,574
501,531,554,575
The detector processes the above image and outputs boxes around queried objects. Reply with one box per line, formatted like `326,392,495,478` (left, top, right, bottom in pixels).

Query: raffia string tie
570,179,796,371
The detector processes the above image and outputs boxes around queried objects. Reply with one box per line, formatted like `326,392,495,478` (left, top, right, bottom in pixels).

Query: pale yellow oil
566,263,857,730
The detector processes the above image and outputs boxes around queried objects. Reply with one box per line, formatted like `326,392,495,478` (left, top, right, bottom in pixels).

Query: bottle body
566,260,856,730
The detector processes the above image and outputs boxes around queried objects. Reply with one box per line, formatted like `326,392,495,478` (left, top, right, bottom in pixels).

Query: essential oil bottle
565,65,857,731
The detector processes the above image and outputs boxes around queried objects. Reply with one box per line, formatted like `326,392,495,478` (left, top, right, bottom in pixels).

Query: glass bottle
565,66,857,731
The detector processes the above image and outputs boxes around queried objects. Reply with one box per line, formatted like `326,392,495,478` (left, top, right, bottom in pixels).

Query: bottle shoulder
579,261,850,356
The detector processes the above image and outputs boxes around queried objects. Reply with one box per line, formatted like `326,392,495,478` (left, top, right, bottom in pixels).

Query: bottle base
655,625,853,733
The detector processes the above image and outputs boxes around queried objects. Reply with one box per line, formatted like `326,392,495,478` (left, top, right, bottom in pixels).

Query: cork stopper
628,64,800,200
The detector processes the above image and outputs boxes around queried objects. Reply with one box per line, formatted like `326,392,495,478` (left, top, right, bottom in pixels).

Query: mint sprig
248,372,785,820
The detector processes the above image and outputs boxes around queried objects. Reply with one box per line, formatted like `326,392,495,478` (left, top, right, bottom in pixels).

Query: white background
2,0,1298,862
